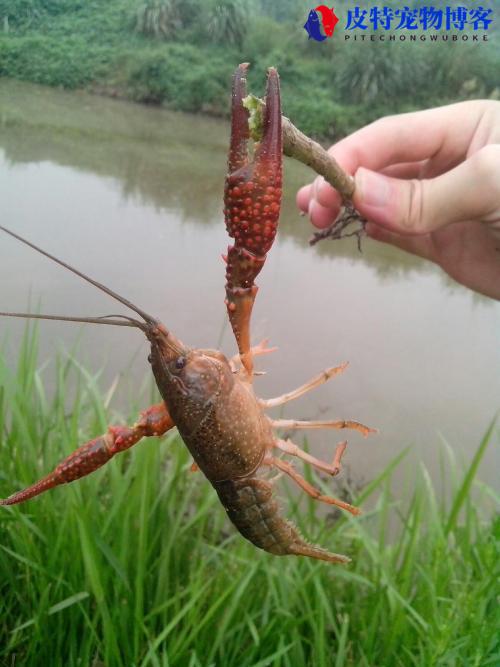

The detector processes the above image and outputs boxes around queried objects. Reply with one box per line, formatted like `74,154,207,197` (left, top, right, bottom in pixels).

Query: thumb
353,145,500,234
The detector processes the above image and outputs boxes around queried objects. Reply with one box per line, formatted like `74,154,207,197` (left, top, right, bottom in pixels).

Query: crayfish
0,64,375,564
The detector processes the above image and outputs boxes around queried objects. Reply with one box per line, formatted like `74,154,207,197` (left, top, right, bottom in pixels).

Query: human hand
297,101,500,300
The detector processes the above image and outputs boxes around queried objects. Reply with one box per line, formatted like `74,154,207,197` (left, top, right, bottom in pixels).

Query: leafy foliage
135,0,183,39
0,35,105,87
0,0,499,137
0,0,41,30
334,41,427,104
125,43,233,112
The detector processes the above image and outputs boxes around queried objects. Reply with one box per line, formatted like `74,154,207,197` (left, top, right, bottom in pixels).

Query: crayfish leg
0,403,174,505
261,363,348,408
275,438,348,477
268,455,361,516
227,63,250,174
253,66,282,185
229,338,277,370
224,66,283,378
272,418,376,437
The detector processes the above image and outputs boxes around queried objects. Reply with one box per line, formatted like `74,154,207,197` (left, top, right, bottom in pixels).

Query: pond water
0,79,498,499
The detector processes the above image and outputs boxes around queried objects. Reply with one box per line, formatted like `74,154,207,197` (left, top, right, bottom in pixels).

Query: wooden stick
244,95,355,201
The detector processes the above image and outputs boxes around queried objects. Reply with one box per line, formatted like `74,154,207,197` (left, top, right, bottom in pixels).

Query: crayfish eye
175,356,186,370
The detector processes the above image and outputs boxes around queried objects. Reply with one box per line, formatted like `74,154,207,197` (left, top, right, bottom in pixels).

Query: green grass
0,326,499,666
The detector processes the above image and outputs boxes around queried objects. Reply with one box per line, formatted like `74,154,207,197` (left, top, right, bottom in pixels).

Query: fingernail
313,176,324,198
356,168,392,208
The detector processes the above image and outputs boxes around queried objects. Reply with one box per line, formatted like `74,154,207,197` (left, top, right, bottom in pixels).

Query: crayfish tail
214,475,350,565
288,542,351,564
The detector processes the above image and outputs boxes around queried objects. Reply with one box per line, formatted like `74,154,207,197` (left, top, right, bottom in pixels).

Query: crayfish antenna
0,225,156,326
0,312,145,329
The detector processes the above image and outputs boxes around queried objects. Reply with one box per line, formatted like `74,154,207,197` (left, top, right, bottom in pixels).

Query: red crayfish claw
224,63,282,378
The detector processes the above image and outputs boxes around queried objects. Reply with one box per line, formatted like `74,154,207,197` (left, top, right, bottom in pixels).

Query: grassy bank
0,1,499,138
0,326,498,666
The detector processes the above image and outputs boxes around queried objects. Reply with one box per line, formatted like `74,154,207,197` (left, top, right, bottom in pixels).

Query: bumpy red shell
224,64,282,373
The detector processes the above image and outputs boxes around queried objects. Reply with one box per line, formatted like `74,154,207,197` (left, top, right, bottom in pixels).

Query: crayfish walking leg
266,455,361,516
275,438,348,477
260,363,348,408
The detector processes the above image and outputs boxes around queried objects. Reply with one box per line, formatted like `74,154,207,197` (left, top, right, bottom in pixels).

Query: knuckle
403,179,427,233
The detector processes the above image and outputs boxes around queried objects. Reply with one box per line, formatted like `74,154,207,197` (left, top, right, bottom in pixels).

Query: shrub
126,44,233,112
0,34,102,87
334,40,429,105
243,15,289,62
421,41,500,102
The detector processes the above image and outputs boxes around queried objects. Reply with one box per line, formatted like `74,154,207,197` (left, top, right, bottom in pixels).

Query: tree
0,0,40,31
206,0,250,45
135,0,183,39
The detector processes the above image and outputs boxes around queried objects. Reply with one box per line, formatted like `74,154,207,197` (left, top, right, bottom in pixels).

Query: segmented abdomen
214,476,296,555
213,476,350,564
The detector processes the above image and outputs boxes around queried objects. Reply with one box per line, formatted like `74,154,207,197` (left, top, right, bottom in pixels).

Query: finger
365,223,435,261
297,179,341,228
312,176,343,213
327,101,490,178
311,101,498,220
381,161,428,179
353,145,500,235
308,198,337,229
296,184,313,213
303,163,428,225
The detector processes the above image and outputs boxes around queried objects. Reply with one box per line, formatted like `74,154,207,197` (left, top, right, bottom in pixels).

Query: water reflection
0,79,498,499
0,79,440,276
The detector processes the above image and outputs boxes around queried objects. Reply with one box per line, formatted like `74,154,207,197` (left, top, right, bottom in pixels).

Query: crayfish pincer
0,64,376,564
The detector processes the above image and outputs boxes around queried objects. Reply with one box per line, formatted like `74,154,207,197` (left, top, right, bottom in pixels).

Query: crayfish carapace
0,65,375,564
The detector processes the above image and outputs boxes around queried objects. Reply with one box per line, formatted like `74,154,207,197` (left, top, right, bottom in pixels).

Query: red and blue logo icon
304,5,340,41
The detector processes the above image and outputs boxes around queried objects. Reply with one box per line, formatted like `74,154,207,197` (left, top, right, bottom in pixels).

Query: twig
281,116,355,201
309,205,367,250
244,95,365,248
244,94,354,200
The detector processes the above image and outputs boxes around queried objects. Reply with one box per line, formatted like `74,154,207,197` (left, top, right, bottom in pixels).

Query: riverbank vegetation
0,328,498,665
0,0,499,138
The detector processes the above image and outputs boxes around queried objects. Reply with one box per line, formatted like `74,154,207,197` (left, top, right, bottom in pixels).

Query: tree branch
244,95,366,247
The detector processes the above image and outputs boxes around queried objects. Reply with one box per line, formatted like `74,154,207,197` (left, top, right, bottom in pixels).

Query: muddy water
0,79,498,498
